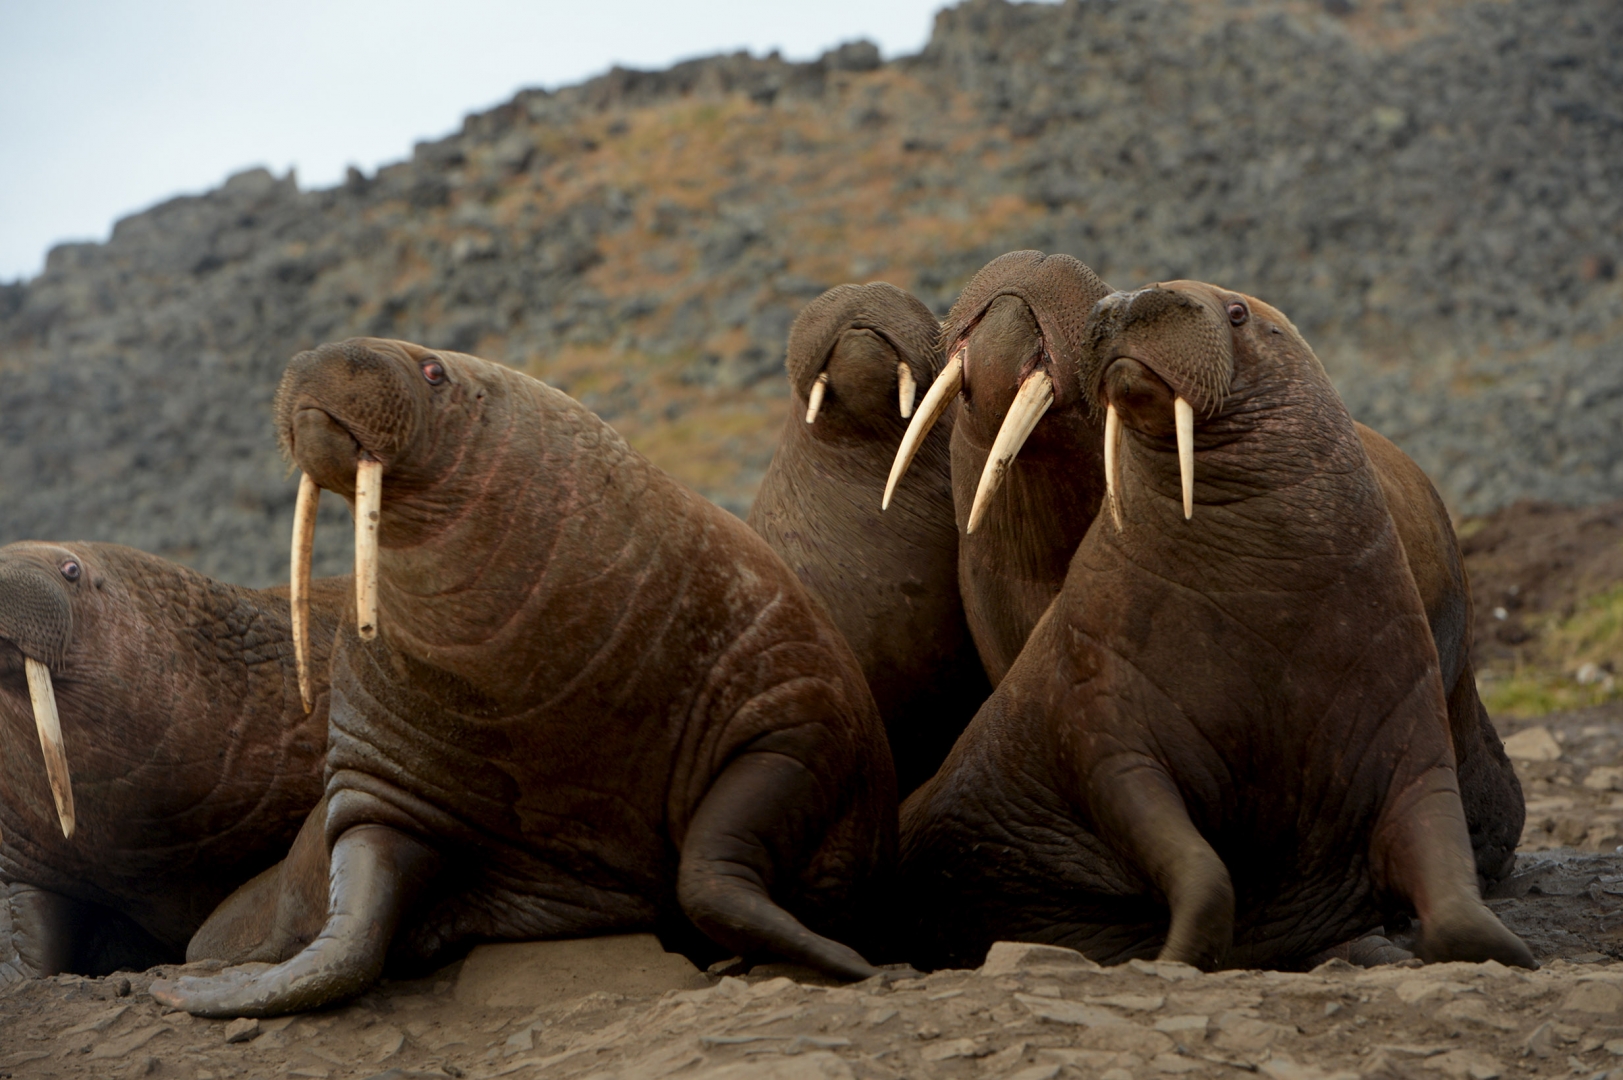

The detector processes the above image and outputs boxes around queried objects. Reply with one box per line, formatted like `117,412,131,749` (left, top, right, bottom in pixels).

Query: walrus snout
0,559,75,669
274,338,428,468
291,408,364,497
1084,286,1239,523
0,554,80,839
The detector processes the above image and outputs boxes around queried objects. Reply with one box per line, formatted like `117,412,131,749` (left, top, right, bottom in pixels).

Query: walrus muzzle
291,458,383,712
882,346,964,510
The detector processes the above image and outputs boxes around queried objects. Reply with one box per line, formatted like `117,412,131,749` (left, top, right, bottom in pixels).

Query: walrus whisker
291,472,320,713
1175,396,1195,519
1104,403,1124,530
882,347,963,510
897,361,917,419
966,369,1054,534
354,457,383,641
24,657,75,839
804,372,829,425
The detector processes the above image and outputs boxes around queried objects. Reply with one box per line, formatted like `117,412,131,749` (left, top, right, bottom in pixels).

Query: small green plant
1481,583,1623,718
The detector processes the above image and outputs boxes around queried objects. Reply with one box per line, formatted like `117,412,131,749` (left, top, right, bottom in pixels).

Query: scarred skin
0,542,345,983
935,251,1521,885
153,338,895,1017
896,283,1534,972
749,284,990,796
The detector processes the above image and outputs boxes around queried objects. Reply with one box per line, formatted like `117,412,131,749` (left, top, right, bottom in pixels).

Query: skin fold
0,542,345,984
926,252,1520,886
152,338,895,1018
749,283,990,796
895,283,1534,972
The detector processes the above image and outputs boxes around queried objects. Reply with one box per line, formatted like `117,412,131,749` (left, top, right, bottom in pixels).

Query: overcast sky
0,0,969,283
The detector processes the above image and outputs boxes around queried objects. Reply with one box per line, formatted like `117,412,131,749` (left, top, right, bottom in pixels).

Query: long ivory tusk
897,361,917,419
804,372,829,424
1175,396,1195,519
1104,403,1124,530
966,369,1055,534
24,658,75,839
291,472,319,713
354,457,383,641
882,349,963,510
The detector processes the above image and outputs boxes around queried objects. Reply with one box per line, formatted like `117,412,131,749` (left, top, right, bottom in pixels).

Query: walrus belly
321,658,681,959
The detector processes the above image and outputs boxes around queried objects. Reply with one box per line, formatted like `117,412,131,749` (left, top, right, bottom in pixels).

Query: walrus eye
1226,302,1249,327
59,560,81,583
421,359,447,385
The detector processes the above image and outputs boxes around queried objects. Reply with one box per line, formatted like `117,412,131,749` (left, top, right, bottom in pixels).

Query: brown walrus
152,337,895,1018
889,251,1522,884
0,541,346,982
749,283,989,795
886,251,1113,685
895,282,1534,972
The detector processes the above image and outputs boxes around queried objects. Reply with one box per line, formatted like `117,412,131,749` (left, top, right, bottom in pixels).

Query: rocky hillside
2,0,1618,587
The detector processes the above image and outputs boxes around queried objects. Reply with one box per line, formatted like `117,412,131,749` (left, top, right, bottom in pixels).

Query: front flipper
1088,755,1234,971
1,883,78,982
151,824,439,1017
678,750,879,981
1371,767,1535,969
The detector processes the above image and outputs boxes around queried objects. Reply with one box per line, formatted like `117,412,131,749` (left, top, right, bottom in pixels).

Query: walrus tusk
966,369,1054,534
804,372,829,424
291,472,320,713
897,361,917,419
1104,402,1124,530
882,348,963,510
1175,396,1195,519
354,457,383,641
24,658,75,839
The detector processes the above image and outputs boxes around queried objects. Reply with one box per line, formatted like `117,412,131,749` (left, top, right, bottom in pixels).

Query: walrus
895,281,1535,972
888,251,1522,884
886,251,1113,685
749,283,989,795
151,337,895,1018
0,541,346,983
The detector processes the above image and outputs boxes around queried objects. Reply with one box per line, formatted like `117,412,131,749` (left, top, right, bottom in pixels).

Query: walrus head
1080,280,1310,525
274,337,488,710
786,283,942,436
0,544,88,840
883,251,1111,529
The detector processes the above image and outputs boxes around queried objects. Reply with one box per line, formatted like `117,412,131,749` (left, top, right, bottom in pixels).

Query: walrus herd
0,249,1533,1017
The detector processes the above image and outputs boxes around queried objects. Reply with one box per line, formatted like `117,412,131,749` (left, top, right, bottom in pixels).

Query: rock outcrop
2,0,1618,585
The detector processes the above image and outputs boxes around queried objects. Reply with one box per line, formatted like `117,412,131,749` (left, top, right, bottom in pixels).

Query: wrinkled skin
0,542,345,984
153,338,895,1018
749,283,990,795
934,252,1520,885
897,283,1534,972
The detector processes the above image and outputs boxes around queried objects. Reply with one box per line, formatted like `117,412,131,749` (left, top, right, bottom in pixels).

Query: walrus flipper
1370,768,1535,969
1089,755,1233,970
678,751,879,981
152,825,440,1017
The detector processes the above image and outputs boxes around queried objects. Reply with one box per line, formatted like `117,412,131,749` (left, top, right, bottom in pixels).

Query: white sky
0,0,972,283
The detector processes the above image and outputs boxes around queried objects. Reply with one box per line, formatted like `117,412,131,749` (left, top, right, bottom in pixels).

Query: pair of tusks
803,363,919,425
291,457,382,714
22,657,74,839
1103,396,1195,525
883,347,1198,526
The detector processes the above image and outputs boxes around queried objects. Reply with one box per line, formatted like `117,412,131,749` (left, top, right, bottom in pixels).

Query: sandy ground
3,704,1623,1080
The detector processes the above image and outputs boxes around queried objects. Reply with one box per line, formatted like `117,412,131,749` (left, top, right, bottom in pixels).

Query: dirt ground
3,501,1622,1080
1,716,1621,1080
